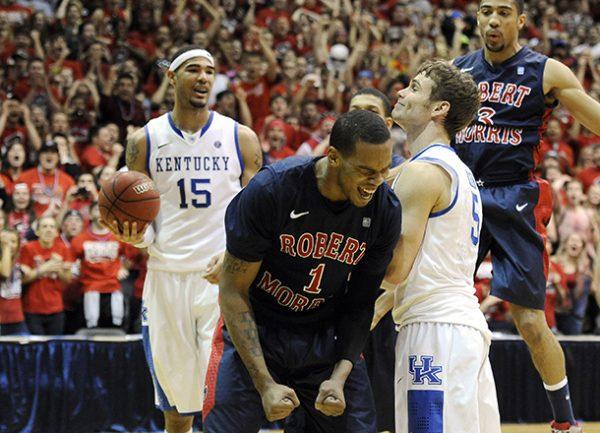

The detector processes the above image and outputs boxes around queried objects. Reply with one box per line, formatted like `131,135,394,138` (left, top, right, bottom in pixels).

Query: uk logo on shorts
408,355,443,385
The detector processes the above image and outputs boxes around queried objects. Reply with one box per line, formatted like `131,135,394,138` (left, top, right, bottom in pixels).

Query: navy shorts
362,308,397,432
203,319,376,433
477,178,552,310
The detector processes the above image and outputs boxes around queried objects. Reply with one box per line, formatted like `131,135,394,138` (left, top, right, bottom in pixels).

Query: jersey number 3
177,178,211,208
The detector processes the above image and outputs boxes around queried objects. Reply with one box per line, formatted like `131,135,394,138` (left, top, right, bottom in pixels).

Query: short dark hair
480,0,524,13
117,72,135,82
330,110,390,156
416,60,480,137
351,87,392,116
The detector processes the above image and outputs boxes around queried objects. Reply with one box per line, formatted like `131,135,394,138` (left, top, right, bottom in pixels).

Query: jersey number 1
303,263,325,294
177,178,211,208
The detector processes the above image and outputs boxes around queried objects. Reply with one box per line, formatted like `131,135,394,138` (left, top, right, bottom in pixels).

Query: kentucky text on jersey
154,155,230,173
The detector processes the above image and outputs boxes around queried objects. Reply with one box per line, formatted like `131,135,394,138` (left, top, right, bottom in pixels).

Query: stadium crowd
0,0,599,336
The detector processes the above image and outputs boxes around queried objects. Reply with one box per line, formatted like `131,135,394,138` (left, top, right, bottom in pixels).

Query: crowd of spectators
0,0,599,336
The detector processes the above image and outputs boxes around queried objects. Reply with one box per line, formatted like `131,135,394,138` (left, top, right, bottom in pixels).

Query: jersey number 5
177,178,211,208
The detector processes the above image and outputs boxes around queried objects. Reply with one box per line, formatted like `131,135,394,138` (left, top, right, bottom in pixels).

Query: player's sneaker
551,421,584,432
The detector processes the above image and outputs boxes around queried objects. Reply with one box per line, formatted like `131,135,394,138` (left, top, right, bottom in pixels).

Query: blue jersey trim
168,111,214,139
410,143,456,162
413,156,459,218
200,111,214,137
234,122,245,175
144,125,151,177
167,112,183,138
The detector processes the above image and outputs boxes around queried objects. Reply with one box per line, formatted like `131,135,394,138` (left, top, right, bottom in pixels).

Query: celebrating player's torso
393,145,489,336
145,111,244,272
453,47,554,183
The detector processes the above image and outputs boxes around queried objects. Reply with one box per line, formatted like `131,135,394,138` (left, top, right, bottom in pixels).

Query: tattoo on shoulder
223,255,250,274
126,137,140,169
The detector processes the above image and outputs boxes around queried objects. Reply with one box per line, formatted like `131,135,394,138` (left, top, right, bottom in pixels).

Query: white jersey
392,144,489,337
145,111,243,272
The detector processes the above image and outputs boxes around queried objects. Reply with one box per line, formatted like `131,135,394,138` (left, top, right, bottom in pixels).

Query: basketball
98,170,160,231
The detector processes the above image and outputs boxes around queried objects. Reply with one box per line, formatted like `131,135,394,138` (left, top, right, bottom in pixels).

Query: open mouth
193,88,209,97
358,186,375,201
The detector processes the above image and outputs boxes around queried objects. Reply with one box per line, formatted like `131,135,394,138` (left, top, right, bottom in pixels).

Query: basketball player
103,46,262,433
373,60,501,433
348,88,397,433
453,2,600,430
202,110,401,433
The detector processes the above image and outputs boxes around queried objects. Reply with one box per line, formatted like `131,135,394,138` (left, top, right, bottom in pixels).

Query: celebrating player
104,46,262,433
202,109,401,432
453,1,600,431
373,60,501,433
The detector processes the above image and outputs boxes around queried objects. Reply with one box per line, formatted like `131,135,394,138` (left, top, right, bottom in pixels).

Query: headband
168,49,214,72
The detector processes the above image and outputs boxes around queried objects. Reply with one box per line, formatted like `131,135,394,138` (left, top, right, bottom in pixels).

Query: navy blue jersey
453,47,555,183
225,156,401,328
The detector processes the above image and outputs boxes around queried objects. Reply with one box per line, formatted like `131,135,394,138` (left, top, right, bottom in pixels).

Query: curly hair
416,60,480,137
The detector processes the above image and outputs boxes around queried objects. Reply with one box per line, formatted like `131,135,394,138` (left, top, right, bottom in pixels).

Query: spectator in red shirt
1,139,27,195
7,182,34,240
254,0,290,28
80,124,124,173
44,33,83,80
540,117,575,169
71,201,126,329
577,143,600,191
264,118,294,164
0,99,41,152
14,57,61,113
17,140,75,217
62,172,98,226
20,215,73,335
122,243,147,334
0,228,26,335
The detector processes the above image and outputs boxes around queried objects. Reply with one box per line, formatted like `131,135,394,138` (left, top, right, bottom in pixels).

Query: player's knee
164,410,193,433
512,306,547,344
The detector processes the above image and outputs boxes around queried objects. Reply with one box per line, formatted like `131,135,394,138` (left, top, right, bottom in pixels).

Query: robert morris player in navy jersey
202,110,401,433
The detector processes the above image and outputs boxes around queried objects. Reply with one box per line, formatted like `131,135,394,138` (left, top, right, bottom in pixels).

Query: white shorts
395,322,501,433
141,269,219,415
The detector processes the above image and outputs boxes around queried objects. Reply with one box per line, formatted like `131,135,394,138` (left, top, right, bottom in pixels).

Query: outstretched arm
544,58,600,136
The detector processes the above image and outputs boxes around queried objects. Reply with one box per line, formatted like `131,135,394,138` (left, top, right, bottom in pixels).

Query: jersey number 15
177,178,211,208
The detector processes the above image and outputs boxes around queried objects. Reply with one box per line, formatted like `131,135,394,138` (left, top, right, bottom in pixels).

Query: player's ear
517,12,526,31
432,100,450,120
327,146,341,168
385,116,394,129
167,70,176,86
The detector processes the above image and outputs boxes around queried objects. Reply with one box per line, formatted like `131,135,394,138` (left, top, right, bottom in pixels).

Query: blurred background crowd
0,0,599,336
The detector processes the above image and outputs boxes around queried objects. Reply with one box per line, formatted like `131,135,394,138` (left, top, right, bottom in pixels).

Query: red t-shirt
45,58,84,80
17,167,75,216
20,239,72,315
80,145,108,173
123,243,147,299
239,77,272,126
577,166,600,192
0,266,24,324
71,230,124,294
0,126,29,150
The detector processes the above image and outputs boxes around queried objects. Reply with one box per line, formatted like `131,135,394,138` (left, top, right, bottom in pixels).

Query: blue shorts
477,178,552,310
362,309,396,432
203,319,376,433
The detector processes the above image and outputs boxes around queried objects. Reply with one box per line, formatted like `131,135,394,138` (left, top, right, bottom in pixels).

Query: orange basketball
98,171,160,231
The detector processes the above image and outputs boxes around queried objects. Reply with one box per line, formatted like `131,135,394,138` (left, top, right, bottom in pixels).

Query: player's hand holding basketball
260,383,299,422
101,219,147,245
315,379,346,417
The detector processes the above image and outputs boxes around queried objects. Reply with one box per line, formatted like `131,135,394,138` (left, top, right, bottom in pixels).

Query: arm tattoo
223,254,250,274
253,148,262,169
237,311,262,357
125,139,139,169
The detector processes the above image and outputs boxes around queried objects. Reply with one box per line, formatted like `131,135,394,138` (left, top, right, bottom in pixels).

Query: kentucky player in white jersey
371,60,501,433
102,46,261,433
